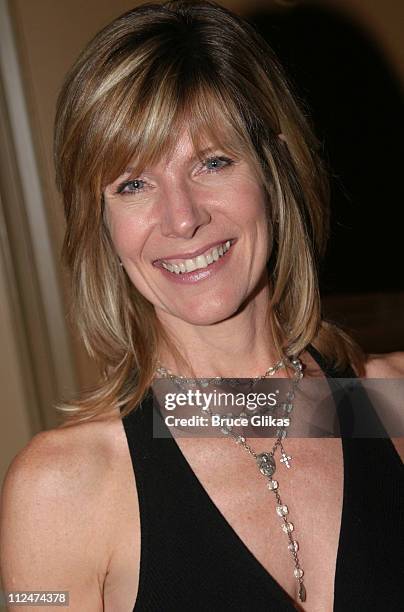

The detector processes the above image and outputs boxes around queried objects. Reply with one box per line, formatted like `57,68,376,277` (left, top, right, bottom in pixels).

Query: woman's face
103,130,270,326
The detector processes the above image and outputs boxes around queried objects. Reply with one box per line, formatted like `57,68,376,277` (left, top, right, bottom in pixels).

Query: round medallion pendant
256,452,276,477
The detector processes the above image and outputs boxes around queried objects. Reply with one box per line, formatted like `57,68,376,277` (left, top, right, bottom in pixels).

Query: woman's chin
163,297,242,327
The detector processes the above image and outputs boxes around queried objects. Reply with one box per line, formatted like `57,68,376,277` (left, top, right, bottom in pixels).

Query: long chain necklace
154,356,307,603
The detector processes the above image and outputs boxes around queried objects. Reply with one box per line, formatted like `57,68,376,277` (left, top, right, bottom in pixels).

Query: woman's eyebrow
125,145,222,171
189,146,222,162
118,146,226,177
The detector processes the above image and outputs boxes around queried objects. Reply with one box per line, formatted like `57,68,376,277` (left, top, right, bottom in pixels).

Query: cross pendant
280,451,292,468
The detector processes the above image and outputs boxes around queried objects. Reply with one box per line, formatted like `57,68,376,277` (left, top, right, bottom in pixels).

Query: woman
1,1,403,611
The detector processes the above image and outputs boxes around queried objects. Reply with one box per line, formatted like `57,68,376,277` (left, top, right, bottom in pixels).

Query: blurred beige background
0,0,403,540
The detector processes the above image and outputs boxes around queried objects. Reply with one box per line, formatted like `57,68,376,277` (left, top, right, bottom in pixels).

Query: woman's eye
203,156,233,172
116,178,145,195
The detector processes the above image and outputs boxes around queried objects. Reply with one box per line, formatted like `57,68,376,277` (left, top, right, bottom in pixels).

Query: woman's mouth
160,239,233,274
153,239,236,283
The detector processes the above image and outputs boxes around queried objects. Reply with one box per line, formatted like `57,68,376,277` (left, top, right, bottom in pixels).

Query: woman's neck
156,285,283,379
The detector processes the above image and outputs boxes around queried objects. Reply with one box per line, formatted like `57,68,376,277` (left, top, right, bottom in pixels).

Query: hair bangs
182,80,259,167
97,62,261,190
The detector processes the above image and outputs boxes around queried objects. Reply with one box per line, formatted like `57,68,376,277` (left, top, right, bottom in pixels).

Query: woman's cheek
105,205,139,254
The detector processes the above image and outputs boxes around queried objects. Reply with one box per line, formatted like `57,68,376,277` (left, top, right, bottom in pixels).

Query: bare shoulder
2,416,122,500
362,352,404,463
364,351,404,378
0,416,127,609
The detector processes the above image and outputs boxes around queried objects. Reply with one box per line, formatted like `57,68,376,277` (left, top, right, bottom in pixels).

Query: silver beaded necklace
154,356,307,603
155,358,286,388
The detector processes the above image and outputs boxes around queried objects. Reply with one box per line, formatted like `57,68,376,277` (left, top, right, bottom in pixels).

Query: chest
105,434,344,612
175,436,344,612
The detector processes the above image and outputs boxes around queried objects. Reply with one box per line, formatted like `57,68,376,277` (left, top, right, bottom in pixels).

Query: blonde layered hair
54,0,363,425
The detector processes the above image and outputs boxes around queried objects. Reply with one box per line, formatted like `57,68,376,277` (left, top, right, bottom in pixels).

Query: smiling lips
155,239,234,275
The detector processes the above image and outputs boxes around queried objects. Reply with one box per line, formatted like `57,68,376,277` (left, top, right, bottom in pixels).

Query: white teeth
196,255,208,268
161,240,233,274
185,259,196,272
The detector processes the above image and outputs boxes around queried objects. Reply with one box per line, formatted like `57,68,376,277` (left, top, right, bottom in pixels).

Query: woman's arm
364,351,404,462
0,428,113,611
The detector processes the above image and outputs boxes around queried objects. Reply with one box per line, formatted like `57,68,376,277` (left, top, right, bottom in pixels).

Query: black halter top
120,347,403,611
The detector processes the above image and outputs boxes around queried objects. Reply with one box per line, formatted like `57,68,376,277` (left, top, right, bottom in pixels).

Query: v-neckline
149,382,348,611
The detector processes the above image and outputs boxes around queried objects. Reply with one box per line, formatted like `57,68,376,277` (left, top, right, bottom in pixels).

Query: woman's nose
159,183,211,239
